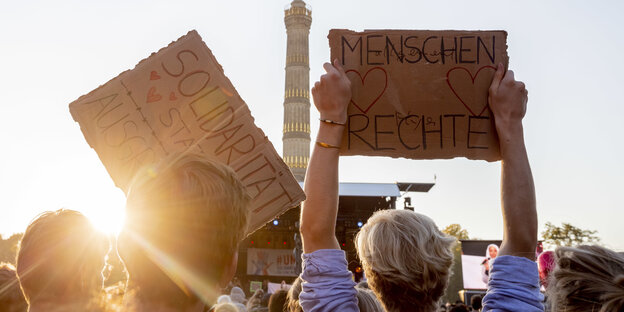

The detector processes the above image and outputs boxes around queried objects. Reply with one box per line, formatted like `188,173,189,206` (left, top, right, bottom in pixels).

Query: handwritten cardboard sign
69,30,305,233
329,29,509,161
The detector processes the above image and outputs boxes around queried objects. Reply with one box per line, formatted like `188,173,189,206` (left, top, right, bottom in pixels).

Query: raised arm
298,60,359,312
483,64,543,311
489,63,536,259
299,59,351,253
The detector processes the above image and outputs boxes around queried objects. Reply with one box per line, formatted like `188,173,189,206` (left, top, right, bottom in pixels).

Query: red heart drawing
150,71,161,80
169,92,177,101
146,87,162,103
345,67,388,114
446,66,496,116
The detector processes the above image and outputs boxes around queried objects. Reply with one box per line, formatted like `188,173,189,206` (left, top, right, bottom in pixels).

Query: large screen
460,240,502,290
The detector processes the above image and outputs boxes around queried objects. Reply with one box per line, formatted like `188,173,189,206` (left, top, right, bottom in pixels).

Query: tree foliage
441,224,469,304
541,222,600,247
0,233,23,265
442,223,469,240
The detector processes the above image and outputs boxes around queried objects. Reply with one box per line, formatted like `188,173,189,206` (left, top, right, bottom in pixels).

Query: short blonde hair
356,209,455,312
546,245,624,312
16,209,109,305
118,152,251,306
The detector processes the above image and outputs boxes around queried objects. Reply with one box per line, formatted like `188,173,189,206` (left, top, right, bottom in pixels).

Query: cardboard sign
69,30,305,233
329,29,509,161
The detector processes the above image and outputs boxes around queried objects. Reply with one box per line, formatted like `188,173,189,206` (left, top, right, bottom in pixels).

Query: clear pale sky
1,0,622,250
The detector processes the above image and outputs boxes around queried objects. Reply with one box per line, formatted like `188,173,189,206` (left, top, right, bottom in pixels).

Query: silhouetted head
118,152,251,308
16,209,109,309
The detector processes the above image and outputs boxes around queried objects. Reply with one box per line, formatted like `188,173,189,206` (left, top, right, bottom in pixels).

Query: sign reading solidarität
329,29,509,161
69,30,305,234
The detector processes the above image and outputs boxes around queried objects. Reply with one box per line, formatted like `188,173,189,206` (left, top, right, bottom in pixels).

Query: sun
88,208,126,236
78,189,127,236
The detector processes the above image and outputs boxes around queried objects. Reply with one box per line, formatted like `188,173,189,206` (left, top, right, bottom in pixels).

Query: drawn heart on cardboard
146,86,162,103
446,66,496,116
345,67,388,114
150,70,161,80
169,92,177,101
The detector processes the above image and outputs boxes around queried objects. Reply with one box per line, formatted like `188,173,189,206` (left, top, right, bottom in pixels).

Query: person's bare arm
489,63,537,260
299,59,351,254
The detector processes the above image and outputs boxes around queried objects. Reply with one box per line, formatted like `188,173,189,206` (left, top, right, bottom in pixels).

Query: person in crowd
0,262,27,312
285,277,303,312
481,244,499,284
229,286,247,311
213,302,240,312
449,304,469,312
117,152,251,312
470,295,482,311
545,245,624,311
298,59,541,312
537,250,555,289
246,289,268,312
15,209,109,312
267,289,288,312
355,287,384,312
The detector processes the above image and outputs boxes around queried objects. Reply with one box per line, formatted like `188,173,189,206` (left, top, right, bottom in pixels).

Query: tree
441,224,469,304
0,233,23,265
541,222,600,248
443,224,469,240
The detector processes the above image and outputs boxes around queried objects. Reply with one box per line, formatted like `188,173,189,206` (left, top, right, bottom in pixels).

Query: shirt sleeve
482,255,544,312
299,249,359,312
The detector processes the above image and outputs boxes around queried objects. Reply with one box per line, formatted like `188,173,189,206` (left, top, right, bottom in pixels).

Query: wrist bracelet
319,118,346,126
316,141,341,149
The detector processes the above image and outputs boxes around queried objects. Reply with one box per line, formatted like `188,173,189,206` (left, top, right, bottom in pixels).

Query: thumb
333,58,346,75
490,63,504,93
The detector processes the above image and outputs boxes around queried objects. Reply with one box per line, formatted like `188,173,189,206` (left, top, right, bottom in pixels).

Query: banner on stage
247,248,297,277
329,29,509,161
69,30,305,234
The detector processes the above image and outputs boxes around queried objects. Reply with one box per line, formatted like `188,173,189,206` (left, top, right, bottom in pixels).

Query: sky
1,0,623,250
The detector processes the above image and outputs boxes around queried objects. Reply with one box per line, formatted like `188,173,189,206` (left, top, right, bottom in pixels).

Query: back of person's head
286,276,303,312
268,289,288,312
118,152,251,307
214,302,241,312
16,209,109,308
0,262,27,312
355,209,455,312
537,250,555,289
449,304,469,312
469,295,482,311
356,280,370,289
355,287,384,312
546,245,624,312
230,286,246,305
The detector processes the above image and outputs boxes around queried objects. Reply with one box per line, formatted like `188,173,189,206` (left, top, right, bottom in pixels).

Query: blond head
118,152,251,306
16,209,109,305
356,209,455,312
546,245,624,312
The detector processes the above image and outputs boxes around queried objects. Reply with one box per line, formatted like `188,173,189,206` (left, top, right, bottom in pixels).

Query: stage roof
297,182,435,197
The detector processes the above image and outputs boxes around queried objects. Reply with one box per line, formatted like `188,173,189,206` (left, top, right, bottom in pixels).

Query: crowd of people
1,61,623,312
